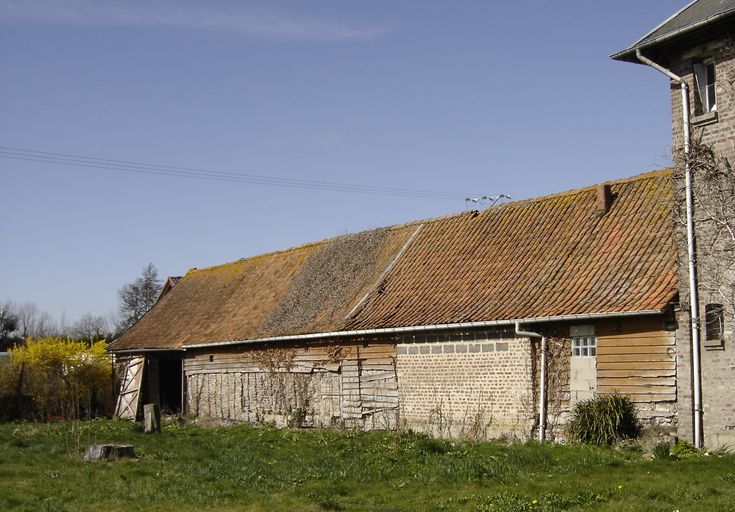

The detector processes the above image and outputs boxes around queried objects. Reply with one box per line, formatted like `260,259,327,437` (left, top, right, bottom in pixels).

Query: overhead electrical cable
0,146,484,200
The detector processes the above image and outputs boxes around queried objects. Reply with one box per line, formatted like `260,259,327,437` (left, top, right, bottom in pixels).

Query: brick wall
676,294,735,447
669,32,735,164
668,32,735,447
395,337,536,440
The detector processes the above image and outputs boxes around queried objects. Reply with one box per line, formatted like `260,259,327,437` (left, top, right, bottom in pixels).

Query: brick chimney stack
596,183,612,213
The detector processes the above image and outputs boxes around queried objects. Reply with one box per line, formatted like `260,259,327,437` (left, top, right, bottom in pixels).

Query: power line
0,146,488,200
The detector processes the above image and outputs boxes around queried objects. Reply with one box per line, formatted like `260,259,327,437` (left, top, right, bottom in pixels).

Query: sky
0,0,684,325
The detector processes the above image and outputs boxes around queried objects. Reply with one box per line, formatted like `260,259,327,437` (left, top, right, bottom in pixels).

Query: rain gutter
181,309,664,350
112,348,185,354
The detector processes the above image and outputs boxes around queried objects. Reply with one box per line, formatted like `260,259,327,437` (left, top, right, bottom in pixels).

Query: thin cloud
0,0,394,41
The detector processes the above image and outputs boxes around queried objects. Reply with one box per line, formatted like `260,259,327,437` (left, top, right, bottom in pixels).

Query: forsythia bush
8,338,113,420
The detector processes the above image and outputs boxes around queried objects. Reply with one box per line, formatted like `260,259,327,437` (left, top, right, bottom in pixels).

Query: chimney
596,184,612,213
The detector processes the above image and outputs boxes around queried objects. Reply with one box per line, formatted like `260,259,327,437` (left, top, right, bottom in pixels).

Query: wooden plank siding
595,317,676,403
184,340,400,429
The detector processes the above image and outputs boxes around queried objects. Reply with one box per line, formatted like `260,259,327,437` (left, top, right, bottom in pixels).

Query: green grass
1,420,734,511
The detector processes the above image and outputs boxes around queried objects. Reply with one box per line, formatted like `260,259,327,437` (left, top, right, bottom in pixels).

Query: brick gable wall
668,31,735,447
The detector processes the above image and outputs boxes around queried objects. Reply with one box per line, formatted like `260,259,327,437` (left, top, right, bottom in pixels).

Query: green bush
565,394,641,445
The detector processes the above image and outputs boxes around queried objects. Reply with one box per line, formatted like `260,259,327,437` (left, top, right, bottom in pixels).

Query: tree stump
84,444,135,461
144,403,161,433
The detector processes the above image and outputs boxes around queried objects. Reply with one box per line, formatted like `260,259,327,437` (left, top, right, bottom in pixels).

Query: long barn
108,170,680,441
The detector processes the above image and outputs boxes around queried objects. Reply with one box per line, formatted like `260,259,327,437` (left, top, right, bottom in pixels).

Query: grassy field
1,420,734,511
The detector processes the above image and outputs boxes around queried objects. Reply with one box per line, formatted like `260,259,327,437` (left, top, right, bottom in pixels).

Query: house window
570,324,596,357
693,59,717,113
572,336,597,357
705,303,724,342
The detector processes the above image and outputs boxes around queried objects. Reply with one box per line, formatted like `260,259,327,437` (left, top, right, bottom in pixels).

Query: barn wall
184,341,399,429
395,336,536,440
594,316,678,429
175,314,677,438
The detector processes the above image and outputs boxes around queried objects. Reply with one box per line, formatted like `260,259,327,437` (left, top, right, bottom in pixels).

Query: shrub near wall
566,394,641,445
1,338,113,420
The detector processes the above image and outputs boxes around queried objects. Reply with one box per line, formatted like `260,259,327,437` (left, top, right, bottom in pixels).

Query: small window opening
572,336,597,357
705,303,724,342
693,59,717,113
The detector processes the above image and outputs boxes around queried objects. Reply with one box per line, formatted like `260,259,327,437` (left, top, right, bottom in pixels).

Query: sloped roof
108,224,418,350
612,0,735,62
156,276,182,302
108,170,678,351
348,170,676,329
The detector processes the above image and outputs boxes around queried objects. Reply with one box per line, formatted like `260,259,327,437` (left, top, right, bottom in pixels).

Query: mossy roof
108,170,678,351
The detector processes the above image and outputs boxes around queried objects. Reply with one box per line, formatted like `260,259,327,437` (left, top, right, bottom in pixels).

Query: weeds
652,441,671,460
670,441,699,460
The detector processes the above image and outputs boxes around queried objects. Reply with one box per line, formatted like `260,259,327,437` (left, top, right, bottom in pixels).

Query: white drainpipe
515,322,546,442
636,49,703,448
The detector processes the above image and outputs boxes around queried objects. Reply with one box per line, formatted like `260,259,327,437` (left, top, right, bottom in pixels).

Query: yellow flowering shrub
8,338,113,420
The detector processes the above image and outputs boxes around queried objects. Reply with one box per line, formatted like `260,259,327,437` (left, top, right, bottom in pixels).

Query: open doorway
141,351,184,415
158,355,182,413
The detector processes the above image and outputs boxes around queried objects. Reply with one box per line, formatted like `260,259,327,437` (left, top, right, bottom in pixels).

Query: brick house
108,171,681,441
613,0,735,448
109,1,734,446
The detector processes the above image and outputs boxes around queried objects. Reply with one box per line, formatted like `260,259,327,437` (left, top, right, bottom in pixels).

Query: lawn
1,420,733,511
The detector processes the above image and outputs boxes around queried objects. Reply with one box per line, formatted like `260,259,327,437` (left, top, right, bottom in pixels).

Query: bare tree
677,142,735,324
14,302,58,338
0,301,20,350
118,263,162,330
71,313,110,341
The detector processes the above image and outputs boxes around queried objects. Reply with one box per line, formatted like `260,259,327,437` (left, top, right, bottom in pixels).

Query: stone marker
144,403,161,433
84,444,135,461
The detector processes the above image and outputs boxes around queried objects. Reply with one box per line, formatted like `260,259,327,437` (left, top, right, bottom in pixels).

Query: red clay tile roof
348,170,677,329
108,170,677,351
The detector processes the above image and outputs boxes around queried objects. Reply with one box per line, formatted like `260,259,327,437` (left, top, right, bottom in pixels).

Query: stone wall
395,337,536,440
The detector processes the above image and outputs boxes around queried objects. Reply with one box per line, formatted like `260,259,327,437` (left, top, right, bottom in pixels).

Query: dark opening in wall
705,303,724,348
158,357,182,413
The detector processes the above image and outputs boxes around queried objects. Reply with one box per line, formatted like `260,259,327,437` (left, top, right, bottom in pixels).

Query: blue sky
0,0,682,325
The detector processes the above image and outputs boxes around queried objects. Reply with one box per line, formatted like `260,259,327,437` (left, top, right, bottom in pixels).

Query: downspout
515,322,546,442
636,49,703,448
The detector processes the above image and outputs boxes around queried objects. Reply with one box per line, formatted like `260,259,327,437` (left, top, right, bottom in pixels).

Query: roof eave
611,8,735,63
110,347,185,354
168,308,669,351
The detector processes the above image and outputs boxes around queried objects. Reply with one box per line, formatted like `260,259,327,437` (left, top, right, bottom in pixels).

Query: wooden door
115,356,145,420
